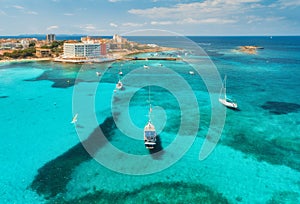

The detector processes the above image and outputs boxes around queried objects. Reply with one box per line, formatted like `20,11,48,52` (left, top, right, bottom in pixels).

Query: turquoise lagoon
0,36,300,203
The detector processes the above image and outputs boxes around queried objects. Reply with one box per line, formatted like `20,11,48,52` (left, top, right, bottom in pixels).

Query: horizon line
0,34,300,37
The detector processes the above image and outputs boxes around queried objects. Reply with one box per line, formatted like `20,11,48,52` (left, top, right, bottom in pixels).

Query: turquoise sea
1,36,300,203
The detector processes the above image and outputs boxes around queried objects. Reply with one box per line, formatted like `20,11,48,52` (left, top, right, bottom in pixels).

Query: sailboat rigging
144,86,157,149
219,75,238,109
116,79,123,90
118,64,123,75
115,67,123,90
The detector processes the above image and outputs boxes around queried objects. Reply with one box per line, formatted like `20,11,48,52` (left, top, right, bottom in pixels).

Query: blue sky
0,0,299,35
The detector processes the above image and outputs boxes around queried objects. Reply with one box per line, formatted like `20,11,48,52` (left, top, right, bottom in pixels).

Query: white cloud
11,5,38,15
108,0,122,2
0,9,7,15
180,18,236,24
110,23,118,27
79,24,100,32
277,0,300,9
64,13,74,16
150,18,235,25
151,21,173,25
12,5,25,10
128,0,263,25
85,24,96,30
122,22,145,27
27,11,38,15
47,25,59,31
76,24,107,34
246,15,285,24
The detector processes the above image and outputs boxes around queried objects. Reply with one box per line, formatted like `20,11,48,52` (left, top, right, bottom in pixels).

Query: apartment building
63,43,101,58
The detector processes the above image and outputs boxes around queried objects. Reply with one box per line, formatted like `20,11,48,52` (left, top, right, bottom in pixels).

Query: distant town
0,34,176,63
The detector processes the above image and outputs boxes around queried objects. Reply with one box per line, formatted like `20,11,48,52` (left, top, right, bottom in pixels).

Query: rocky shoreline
238,45,264,54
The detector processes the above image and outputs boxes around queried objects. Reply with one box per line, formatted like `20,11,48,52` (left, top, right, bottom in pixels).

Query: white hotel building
63,43,101,58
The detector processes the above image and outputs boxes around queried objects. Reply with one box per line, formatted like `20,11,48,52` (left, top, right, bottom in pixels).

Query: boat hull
144,141,156,149
116,80,123,90
219,98,238,109
144,122,156,149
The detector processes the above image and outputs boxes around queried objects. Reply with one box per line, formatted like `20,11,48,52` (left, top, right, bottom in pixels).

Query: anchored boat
144,86,156,149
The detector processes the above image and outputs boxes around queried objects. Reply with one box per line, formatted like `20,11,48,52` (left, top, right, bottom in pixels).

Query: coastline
0,57,52,64
0,47,179,65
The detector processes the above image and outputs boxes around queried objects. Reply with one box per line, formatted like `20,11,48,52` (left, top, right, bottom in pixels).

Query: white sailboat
71,113,78,124
116,79,123,90
219,75,238,109
115,66,123,91
119,65,123,75
144,86,156,149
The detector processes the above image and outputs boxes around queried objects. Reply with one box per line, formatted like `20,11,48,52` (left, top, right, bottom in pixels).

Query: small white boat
144,65,149,69
144,120,156,149
219,75,238,109
144,86,156,149
189,71,194,75
116,80,123,90
96,72,101,76
71,113,78,124
118,71,123,75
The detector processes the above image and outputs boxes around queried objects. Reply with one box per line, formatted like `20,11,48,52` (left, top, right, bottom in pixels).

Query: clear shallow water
0,36,300,203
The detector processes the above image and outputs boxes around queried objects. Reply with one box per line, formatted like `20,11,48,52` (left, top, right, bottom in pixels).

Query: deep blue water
0,36,300,203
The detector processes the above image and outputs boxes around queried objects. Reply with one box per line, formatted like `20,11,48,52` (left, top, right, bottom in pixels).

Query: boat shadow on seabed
149,135,164,160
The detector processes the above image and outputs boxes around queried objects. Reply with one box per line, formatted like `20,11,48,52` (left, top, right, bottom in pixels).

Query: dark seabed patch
25,69,97,88
50,182,229,204
30,117,116,199
149,135,165,160
267,191,300,203
26,76,83,88
223,133,300,172
261,101,300,115
0,95,9,99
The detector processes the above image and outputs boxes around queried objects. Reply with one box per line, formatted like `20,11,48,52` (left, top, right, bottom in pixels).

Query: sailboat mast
224,75,227,99
148,86,152,122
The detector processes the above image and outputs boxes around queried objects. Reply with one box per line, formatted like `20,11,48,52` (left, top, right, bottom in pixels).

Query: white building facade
63,43,101,58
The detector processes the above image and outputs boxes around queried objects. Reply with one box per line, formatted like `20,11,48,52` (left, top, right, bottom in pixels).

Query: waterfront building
46,34,56,42
100,43,107,55
36,48,52,58
63,43,101,58
113,34,127,44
